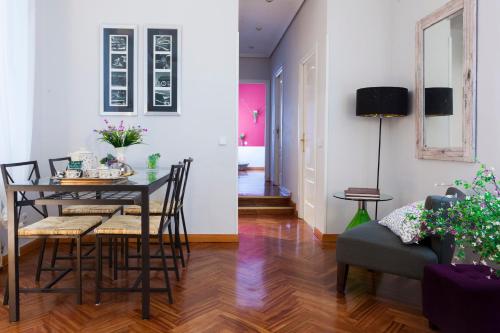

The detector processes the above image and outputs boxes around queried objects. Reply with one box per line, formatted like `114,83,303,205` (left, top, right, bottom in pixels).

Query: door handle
300,133,305,153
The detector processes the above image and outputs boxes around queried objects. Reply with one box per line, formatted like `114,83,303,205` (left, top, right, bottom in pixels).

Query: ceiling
239,0,304,58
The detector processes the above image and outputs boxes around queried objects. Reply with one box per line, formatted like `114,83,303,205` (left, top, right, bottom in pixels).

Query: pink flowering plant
95,119,147,148
411,165,500,277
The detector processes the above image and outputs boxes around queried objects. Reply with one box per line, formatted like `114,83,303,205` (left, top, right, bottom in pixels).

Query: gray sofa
336,187,465,294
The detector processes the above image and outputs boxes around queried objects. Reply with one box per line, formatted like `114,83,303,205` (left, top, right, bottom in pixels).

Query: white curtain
0,0,35,263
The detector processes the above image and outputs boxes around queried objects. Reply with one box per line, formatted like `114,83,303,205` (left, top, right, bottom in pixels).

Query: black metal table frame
5,172,169,322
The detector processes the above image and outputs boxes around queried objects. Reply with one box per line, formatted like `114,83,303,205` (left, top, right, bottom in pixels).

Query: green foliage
415,165,500,277
95,119,147,148
148,153,161,162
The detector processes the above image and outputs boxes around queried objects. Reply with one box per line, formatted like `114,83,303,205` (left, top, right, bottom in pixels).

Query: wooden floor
238,171,289,197
0,216,433,332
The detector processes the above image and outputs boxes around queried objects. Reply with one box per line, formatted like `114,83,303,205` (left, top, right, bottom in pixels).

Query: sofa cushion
336,221,438,279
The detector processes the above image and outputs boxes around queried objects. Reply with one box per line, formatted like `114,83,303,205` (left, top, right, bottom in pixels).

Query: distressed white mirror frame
415,0,477,162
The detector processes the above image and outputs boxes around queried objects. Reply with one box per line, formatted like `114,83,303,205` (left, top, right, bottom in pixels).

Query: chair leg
76,237,82,305
108,239,112,268
124,238,129,270
68,239,75,257
337,263,349,295
50,239,60,268
35,238,48,282
95,236,102,305
175,213,185,268
2,277,8,306
168,223,180,281
181,208,190,254
113,237,118,280
158,235,173,304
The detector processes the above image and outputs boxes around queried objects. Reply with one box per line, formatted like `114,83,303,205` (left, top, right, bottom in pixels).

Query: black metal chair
124,157,193,267
1,161,102,305
94,163,184,304
48,156,123,268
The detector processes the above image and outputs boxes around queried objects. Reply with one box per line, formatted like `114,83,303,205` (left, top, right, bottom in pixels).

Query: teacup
86,169,99,178
98,169,112,179
65,169,82,178
109,169,121,178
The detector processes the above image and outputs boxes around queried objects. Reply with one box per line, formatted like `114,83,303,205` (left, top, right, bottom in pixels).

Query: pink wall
238,83,266,147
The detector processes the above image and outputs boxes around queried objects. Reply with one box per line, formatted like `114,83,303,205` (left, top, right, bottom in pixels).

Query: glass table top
333,191,393,202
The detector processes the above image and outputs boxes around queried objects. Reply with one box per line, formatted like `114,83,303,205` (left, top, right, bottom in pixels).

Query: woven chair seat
18,216,102,236
124,200,168,215
94,215,163,235
62,205,122,216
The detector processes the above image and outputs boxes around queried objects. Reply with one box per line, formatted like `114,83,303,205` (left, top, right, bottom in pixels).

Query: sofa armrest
421,192,461,264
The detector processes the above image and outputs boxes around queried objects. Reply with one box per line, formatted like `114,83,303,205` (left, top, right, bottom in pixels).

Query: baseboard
188,234,239,243
313,227,338,243
0,233,239,268
246,167,265,171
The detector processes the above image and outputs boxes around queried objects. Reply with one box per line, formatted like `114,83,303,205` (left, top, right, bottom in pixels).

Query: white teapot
69,148,96,171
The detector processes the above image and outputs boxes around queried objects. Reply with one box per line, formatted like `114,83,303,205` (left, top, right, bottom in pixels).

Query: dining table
4,168,170,322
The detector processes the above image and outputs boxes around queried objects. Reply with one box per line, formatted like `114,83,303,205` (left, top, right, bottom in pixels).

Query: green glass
147,158,158,169
346,209,372,230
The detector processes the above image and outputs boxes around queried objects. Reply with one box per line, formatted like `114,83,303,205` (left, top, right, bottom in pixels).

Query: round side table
333,192,393,230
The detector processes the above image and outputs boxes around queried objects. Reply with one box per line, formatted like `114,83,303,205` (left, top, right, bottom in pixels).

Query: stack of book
344,187,380,200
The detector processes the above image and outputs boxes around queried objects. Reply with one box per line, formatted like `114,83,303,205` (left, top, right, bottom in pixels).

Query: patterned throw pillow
378,201,424,244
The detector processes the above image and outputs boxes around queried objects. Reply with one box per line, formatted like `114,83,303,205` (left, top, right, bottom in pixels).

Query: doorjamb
271,65,284,186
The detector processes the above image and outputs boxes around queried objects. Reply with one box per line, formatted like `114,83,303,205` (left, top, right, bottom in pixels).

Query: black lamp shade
356,87,409,117
425,87,453,116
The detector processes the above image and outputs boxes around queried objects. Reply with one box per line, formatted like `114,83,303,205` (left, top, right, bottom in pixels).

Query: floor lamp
356,87,409,219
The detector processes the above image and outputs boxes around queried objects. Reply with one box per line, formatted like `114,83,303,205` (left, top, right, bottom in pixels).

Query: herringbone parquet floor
0,216,433,332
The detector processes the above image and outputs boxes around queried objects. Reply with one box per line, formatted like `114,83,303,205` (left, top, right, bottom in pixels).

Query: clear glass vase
115,147,127,163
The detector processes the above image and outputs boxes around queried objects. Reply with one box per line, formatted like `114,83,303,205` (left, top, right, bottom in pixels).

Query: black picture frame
101,26,137,115
145,27,180,115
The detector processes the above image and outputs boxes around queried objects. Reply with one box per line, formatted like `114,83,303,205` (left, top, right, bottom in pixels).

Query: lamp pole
375,117,382,219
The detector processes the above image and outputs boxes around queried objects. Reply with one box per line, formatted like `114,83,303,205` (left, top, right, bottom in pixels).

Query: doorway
272,67,284,187
298,49,317,228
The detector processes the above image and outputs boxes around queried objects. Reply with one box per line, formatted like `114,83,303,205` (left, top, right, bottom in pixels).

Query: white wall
383,0,500,215
239,57,270,81
270,0,328,232
326,0,394,234
32,0,239,235
238,147,265,168
326,0,500,233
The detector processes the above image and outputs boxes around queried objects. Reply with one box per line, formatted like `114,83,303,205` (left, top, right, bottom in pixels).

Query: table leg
140,189,150,319
346,200,371,230
7,190,20,322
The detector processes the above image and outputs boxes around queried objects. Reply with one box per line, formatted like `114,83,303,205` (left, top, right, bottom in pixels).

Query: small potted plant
95,119,147,162
240,133,246,146
416,165,500,277
147,153,161,169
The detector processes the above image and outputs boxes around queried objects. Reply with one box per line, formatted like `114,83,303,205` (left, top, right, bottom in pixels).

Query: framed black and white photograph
100,25,137,115
145,26,181,115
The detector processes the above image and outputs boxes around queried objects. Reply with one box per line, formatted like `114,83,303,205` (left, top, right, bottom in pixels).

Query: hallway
1,216,431,332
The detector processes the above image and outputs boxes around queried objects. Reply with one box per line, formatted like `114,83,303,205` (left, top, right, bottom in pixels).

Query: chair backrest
179,157,193,205
48,156,71,176
0,161,48,219
158,163,184,233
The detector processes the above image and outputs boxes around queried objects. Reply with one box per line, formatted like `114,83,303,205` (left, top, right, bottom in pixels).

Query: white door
272,70,283,186
301,53,317,227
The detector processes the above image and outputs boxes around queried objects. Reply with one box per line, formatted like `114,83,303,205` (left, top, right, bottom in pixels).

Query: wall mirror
415,0,477,162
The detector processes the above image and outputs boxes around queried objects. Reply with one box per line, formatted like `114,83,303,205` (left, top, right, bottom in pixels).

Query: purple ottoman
422,264,500,333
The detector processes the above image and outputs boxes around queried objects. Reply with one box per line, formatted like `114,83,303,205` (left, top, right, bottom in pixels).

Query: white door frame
239,79,271,180
297,45,318,223
271,66,284,186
